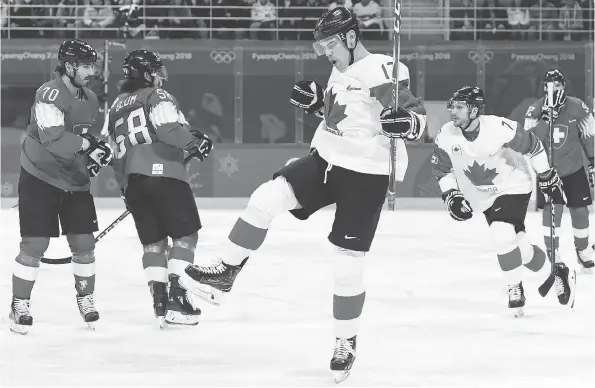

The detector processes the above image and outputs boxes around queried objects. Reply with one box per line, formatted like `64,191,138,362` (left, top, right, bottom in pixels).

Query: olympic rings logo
468,50,494,64
210,51,236,64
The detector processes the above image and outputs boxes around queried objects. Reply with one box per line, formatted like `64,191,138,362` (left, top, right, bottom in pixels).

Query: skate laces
333,338,354,361
554,272,566,296
12,298,30,316
196,260,227,275
78,294,96,314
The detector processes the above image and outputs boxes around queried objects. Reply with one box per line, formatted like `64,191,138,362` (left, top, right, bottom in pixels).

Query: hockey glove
588,159,594,188
187,130,213,162
540,89,565,123
380,106,421,141
538,168,565,204
443,189,473,221
290,80,324,115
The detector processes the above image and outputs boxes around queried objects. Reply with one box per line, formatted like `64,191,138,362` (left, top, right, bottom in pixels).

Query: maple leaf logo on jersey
324,88,347,134
463,161,499,186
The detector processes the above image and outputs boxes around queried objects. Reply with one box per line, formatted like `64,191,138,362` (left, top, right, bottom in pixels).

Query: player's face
543,80,564,93
449,101,472,128
313,35,350,71
150,66,168,88
73,62,98,86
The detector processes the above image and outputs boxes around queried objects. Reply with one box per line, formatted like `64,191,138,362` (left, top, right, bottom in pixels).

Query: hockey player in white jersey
179,6,426,383
432,86,576,317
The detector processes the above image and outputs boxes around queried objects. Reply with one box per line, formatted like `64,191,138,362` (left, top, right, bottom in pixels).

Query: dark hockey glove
187,129,213,162
380,106,421,140
79,133,114,167
588,159,594,188
443,189,473,221
290,80,324,115
538,168,565,204
540,89,565,123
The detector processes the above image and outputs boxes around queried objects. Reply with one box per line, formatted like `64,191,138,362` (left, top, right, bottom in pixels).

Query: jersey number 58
115,107,153,158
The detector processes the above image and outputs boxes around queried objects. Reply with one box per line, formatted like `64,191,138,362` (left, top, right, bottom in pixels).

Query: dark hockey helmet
448,86,485,115
543,69,566,88
313,6,360,61
58,39,97,65
122,50,167,85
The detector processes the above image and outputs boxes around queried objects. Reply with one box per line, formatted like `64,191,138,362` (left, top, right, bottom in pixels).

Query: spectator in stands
162,0,197,38
1,0,10,38
580,0,593,41
353,0,383,40
83,0,116,38
211,0,240,39
113,0,145,39
250,0,277,40
9,0,52,38
529,0,557,40
329,0,352,9
54,0,78,39
558,0,584,40
189,0,210,38
144,0,166,38
506,0,531,39
278,0,305,40
450,0,475,40
479,0,508,40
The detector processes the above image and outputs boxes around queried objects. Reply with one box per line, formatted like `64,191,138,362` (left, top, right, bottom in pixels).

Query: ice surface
0,207,593,387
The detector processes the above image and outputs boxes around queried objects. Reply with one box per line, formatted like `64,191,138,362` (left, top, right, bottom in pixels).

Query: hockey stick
40,154,195,265
387,0,403,211
538,82,557,297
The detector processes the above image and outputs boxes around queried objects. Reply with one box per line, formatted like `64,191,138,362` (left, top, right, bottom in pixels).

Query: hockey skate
506,282,526,318
9,297,33,335
554,263,576,307
76,294,99,329
330,336,357,383
151,282,168,329
180,258,247,306
576,244,594,273
165,276,201,326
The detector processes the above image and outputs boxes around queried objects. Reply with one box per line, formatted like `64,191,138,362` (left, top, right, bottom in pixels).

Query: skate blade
178,273,224,306
9,322,30,335
157,316,168,330
165,311,199,326
333,370,351,384
513,307,524,318
566,269,577,308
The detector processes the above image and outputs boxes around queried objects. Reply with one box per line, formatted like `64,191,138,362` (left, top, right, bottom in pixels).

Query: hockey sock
491,222,523,286
12,237,48,299
569,207,590,251
142,239,168,287
168,232,198,277
224,177,298,266
516,232,547,272
542,203,563,252
67,234,96,295
333,248,366,339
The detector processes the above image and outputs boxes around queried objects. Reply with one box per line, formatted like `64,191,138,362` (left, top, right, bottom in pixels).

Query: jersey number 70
114,107,153,159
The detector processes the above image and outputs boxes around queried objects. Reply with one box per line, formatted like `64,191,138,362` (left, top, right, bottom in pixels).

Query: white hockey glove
290,80,324,115
443,189,473,221
380,106,421,140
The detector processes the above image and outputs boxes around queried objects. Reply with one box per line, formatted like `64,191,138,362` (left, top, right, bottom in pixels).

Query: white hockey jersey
432,115,550,213
311,54,426,177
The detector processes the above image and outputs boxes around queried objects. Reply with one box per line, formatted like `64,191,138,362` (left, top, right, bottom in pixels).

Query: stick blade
538,272,555,297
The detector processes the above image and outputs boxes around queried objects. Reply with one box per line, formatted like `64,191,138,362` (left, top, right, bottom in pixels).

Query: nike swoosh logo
346,86,361,91
344,236,358,240
569,119,576,122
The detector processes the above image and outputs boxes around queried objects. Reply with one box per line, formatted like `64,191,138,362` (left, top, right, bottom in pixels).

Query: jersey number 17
114,107,153,158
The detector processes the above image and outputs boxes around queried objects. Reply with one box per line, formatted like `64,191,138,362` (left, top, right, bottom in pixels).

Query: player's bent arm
149,100,201,150
35,102,85,156
503,124,550,175
578,113,594,160
431,142,458,193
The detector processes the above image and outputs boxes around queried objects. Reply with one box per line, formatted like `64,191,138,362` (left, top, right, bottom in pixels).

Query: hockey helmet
313,6,360,56
122,50,167,84
448,86,485,115
543,69,566,88
58,39,97,65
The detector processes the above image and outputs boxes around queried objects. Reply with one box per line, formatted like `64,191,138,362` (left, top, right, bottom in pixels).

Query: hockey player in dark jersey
10,39,113,334
179,6,425,383
104,50,212,328
524,70,595,272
